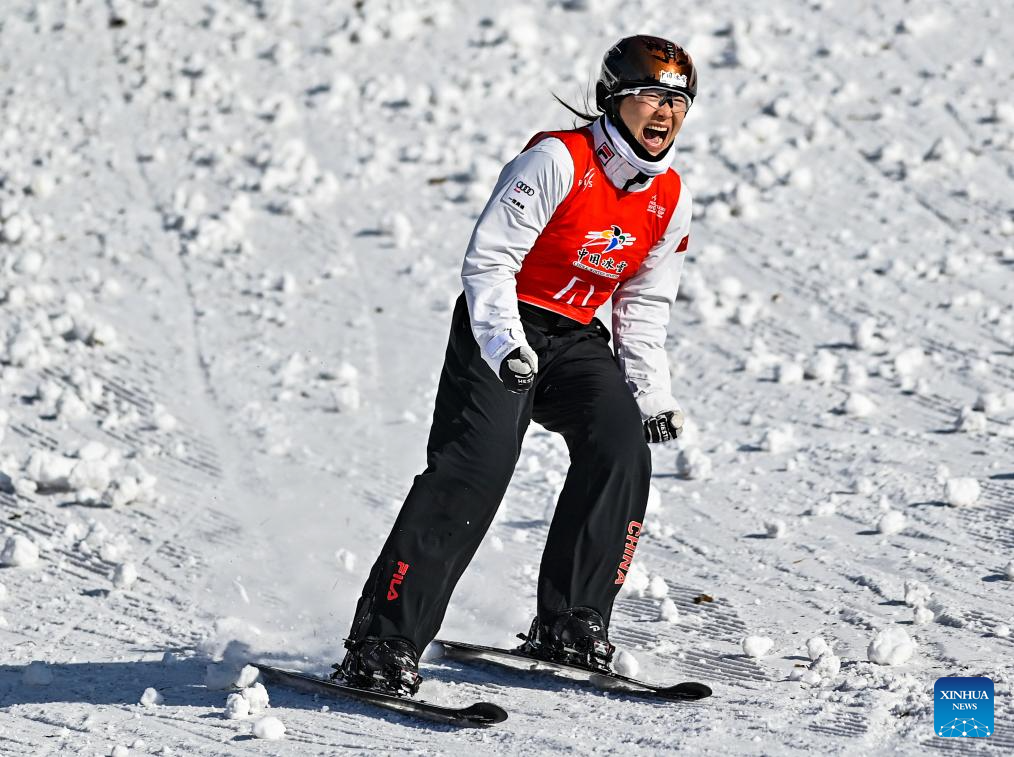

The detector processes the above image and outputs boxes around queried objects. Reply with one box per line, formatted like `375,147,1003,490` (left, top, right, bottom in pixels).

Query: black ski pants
347,293,650,653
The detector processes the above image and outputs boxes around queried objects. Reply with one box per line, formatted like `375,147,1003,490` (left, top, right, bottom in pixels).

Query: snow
646,575,669,599
0,1,1011,753
140,687,164,707
876,510,906,535
742,636,774,658
903,580,932,608
842,393,877,418
236,664,260,689
252,716,286,740
809,651,841,681
658,598,680,623
242,682,270,714
764,519,787,538
225,693,250,720
1,534,39,568
112,562,138,590
944,477,980,507
205,664,244,691
868,627,916,666
675,446,712,479
806,637,830,661
613,650,639,677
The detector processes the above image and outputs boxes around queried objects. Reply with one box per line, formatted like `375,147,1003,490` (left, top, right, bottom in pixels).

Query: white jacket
461,118,692,419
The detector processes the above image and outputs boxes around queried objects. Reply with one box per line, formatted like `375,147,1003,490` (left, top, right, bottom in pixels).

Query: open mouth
642,124,669,150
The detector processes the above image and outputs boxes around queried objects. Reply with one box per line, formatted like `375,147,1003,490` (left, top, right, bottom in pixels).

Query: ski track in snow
1,0,1013,754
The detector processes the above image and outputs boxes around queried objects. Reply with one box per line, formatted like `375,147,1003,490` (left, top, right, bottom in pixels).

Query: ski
252,663,508,728
434,639,712,701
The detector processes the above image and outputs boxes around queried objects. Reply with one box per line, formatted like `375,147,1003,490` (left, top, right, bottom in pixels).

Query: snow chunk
205,663,244,690
25,450,76,489
914,606,934,624
764,519,787,539
23,661,54,686
775,361,804,384
945,478,980,507
851,318,883,351
618,562,650,596
1005,560,1014,580
894,347,925,377
647,575,669,599
242,682,270,714
877,510,906,535
903,580,932,608
954,407,987,434
252,716,286,740
842,393,876,418
868,627,915,665
236,665,260,689
613,650,639,677
760,425,795,453
742,636,773,658
332,384,361,412
676,447,712,479
810,651,841,680
225,692,250,719
0,582,7,603
974,392,1008,415
1,534,39,567
809,498,837,517
806,637,831,661
140,687,164,707
112,562,138,590
658,598,680,623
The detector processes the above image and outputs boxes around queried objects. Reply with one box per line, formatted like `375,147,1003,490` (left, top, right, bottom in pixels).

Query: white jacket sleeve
461,138,574,376
611,183,692,419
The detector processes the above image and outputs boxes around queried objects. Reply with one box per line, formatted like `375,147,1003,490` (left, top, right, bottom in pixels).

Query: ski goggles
614,87,690,113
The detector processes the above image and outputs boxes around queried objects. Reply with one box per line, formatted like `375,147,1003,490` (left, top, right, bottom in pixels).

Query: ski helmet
596,35,698,114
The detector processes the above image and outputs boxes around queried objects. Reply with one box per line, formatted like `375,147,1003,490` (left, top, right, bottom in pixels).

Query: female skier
338,34,697,696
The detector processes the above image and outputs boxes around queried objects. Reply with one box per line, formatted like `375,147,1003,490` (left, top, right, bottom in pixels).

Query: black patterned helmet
596,35,698,111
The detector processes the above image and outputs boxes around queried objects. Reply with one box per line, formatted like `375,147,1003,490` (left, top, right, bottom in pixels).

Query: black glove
498,346,537,394
644,410,684,443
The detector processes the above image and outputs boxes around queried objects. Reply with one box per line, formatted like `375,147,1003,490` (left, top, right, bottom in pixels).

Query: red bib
515,128,683,323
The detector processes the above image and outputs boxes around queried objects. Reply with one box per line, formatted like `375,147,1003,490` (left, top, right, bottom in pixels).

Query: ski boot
517,606,616,673
333,637,422,696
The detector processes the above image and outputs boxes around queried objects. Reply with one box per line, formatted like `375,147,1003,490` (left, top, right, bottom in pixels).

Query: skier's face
618,93,686,156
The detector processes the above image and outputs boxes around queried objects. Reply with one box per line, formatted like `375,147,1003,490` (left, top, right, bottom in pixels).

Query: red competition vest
514,128,685,323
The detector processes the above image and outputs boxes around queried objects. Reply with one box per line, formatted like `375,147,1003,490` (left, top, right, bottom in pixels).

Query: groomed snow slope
1,0,1012,754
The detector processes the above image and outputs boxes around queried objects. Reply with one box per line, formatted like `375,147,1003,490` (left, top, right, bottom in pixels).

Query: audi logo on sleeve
514,180,535,196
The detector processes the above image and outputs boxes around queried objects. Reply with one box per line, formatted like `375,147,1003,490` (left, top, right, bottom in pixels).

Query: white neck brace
592,117,675,192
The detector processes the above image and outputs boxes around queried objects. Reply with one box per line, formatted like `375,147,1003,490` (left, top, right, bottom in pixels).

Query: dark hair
552,92,599,126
